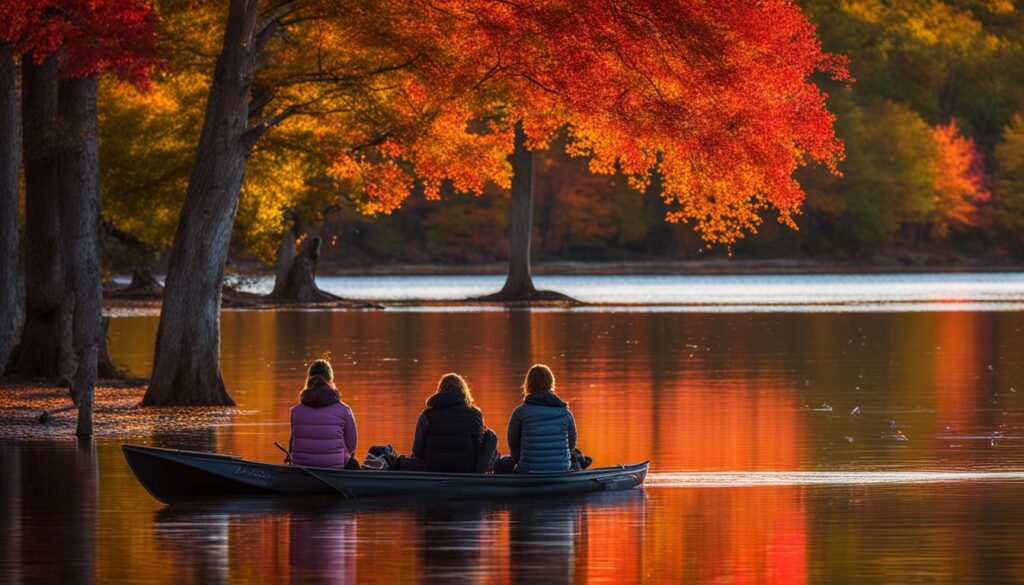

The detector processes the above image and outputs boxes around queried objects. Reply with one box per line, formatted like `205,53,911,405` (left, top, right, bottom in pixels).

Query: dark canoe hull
123,444,649,505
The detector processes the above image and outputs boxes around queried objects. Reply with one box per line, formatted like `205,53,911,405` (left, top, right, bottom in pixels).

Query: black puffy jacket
412,392,484,472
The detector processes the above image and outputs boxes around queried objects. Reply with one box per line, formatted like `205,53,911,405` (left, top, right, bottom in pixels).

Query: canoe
123,444,649,504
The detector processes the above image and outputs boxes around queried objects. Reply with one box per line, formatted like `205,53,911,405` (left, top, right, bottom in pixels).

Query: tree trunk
97,317,122,379
270,236,339,302
57,76,102,437
122,269,162,295
270,211,299,297
6,54,68,378
483,122,573,302
642,156,670,255
0,44,21,373
142,0,260,406
496,122,537,298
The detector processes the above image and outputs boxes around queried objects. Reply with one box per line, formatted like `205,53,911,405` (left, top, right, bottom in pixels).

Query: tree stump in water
117,270,163,297
270,236,340,303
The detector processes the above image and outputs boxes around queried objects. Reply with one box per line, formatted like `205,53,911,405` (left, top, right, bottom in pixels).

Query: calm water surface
5,307,1024,583
240,272,1024,309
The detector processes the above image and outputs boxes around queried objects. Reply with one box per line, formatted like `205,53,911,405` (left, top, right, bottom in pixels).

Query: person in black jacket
403,373,497,473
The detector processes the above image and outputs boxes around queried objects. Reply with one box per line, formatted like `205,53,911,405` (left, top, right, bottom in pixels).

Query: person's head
435,372,476,408
522,364,555,395
305,358,335,390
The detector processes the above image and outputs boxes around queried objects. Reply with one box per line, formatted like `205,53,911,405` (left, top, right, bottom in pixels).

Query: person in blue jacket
506,364,578,473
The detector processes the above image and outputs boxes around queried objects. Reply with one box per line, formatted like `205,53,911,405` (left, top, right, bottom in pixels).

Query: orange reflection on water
932,312,983,438
641,487,806,584
86,309,1024,583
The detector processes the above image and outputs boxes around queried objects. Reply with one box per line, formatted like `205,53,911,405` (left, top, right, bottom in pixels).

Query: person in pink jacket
289,358,359,469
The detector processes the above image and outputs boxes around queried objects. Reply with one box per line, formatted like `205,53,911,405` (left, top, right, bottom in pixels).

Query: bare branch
472,59,505,91
519,72,559,95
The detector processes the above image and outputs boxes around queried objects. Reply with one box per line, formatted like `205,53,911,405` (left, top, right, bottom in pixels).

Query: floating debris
884,428,909,442
850,406,861,416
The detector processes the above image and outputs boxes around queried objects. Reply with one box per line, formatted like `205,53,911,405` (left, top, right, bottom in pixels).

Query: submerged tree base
110,270,164,298
473,287,578,304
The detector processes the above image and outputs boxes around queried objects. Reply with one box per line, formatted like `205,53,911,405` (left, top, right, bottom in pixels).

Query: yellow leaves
993,113,1024,242
98,74,204,247
986,0,1015,14
996,113,1024,178
841,0,997,55
237,150,314,262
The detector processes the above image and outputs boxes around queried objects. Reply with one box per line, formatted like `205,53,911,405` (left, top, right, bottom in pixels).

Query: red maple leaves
332,0,849,244
0,0,157,83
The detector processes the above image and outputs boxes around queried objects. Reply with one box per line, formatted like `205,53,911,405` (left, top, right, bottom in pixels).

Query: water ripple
647,470,1024,487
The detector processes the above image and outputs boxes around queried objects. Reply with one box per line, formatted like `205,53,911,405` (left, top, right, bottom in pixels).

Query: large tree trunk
57,75,102,437
642,157,670,254
6,54,68,378
483,122,573,302
142,0,260,406
497,122,537,298
0,44,21,373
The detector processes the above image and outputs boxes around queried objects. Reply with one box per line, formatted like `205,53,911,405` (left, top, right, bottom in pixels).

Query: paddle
274,441,354,498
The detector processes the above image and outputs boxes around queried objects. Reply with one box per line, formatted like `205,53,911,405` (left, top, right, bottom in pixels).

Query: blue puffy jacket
507,391,578,473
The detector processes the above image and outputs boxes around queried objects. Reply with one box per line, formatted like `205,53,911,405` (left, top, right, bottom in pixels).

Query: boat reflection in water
149,490,645,585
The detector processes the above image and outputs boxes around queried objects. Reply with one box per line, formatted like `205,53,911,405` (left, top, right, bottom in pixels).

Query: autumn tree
336,0,847,299
1,1,62,379
931,120,990,239
780,0,1019,254
994,113,1024,256
1,0,156,435
99,2,338,294
141,0,520,405
803,0,1024,147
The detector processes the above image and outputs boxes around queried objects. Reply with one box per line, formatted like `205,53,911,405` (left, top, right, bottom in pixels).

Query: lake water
5,275,1024,583
243,272,1024,311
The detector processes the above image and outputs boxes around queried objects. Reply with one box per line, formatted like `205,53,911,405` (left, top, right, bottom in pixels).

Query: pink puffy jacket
289,386,357,468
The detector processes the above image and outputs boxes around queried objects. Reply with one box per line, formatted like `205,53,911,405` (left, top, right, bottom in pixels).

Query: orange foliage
330,0,847,245
932,120,990,236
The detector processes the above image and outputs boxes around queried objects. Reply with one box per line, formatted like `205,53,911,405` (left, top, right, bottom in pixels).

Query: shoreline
101,266,1024,315
101,296,1024,318
306,258,1024,277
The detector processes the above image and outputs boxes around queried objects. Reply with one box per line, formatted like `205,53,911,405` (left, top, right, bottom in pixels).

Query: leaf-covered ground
0,382,255,441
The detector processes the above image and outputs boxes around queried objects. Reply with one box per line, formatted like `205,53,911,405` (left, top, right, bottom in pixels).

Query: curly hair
435,372,477,409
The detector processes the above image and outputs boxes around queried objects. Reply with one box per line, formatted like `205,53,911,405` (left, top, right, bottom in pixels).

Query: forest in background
96,0,1024,274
